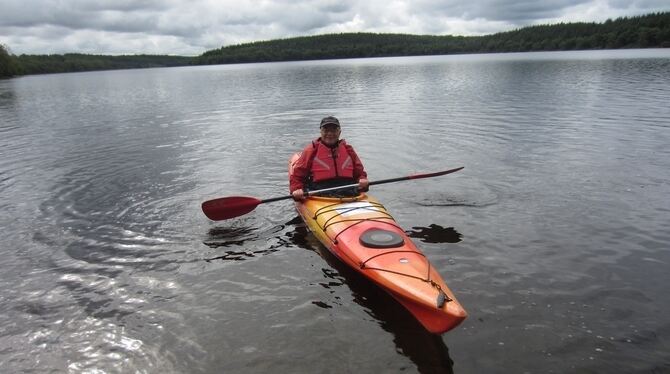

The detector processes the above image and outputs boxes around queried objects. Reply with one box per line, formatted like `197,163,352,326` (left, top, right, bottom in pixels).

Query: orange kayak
289,154,467,334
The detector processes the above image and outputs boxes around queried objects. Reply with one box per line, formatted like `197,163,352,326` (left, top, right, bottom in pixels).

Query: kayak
289,154,467,334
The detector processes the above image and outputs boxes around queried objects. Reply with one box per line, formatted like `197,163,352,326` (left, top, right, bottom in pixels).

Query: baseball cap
319,116,340,128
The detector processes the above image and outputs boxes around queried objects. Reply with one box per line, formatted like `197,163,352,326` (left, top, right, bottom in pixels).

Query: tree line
0,49,191,78
196,12,670,64
1,44,22,78
2,11,669,78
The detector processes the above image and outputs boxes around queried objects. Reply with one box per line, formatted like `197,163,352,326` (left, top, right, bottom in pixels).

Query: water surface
1,49,669,373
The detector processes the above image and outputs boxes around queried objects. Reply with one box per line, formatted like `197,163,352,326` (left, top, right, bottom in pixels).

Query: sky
1,0,669,56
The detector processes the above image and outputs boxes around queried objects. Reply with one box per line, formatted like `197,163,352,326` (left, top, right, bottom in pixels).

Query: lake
1,49,669,373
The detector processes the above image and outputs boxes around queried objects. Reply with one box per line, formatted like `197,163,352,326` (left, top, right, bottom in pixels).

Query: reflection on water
205,226,260,247
407,224,463,243
203,219,303,261
203,219,455,373
291,223,455,374
312,235,455,374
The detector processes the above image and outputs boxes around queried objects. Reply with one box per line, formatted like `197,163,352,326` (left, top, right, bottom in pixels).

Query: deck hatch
359,229,405,249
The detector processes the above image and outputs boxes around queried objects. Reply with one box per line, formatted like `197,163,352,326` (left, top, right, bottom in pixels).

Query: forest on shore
2,11,669,78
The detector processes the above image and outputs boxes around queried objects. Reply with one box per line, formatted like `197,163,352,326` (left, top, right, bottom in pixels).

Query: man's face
320,125,341,146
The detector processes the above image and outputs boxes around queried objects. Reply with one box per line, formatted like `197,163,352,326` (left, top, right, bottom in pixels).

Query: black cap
320,116,340,128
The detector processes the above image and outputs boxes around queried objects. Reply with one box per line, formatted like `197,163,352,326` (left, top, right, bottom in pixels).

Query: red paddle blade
201,196,262,221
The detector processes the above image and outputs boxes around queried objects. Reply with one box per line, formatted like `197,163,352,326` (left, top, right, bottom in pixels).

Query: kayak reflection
203,224,286,261
202,221,455,372
290,223,455,374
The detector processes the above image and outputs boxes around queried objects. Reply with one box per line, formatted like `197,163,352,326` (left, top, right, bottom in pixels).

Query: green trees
13,54,193,75
197,12,670,65
0,44,21,78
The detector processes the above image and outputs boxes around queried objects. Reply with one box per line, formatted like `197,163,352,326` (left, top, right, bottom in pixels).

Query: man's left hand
358,178,369,192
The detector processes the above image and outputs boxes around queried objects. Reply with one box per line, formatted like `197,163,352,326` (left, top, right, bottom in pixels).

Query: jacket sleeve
345,144,368,181
289,144,315,193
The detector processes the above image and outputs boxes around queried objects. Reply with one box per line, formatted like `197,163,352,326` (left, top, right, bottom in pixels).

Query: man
290,116,369,200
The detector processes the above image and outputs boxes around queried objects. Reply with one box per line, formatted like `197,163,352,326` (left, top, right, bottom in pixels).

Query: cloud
1,0,669,55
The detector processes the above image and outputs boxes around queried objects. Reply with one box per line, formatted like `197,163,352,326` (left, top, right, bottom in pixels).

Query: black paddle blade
408,167,464,180
201,196,262,221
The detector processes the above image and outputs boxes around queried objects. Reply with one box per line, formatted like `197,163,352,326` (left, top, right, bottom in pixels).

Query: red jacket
290,138,367,192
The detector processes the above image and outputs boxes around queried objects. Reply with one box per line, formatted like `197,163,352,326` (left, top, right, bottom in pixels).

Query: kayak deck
290,154,466,334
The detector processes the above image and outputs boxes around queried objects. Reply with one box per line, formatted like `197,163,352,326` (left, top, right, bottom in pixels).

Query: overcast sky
1,0,668,55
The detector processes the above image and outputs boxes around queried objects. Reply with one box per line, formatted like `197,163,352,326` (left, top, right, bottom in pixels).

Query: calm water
1,49,670,373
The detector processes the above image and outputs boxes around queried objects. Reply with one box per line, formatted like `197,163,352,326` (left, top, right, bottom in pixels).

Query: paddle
201,166,464,221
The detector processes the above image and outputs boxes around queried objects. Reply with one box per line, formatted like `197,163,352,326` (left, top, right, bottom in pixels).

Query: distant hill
0,47,192,78
1,11,669,78
15,54,192,75
196,12,670,64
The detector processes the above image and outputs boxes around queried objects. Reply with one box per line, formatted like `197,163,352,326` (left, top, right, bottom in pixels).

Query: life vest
310,140,354,182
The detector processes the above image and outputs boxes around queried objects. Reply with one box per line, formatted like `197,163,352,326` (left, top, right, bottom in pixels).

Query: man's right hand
292,189,306,201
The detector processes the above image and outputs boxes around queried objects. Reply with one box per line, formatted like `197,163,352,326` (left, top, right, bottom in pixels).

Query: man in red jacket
290,116,369,200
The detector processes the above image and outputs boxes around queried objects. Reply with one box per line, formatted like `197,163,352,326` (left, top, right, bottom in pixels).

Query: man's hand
358,178,369,192
292,189,306,201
